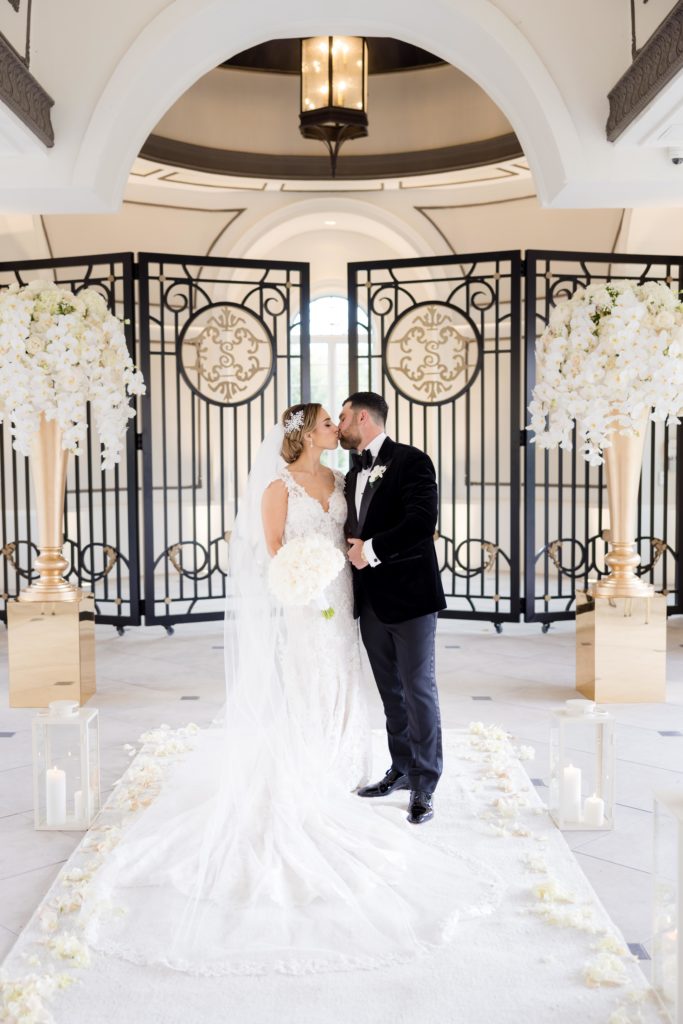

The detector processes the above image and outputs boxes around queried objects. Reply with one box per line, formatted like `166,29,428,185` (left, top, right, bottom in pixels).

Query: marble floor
1,615,683,978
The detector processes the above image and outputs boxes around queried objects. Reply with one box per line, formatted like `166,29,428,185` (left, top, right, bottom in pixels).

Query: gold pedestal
576,590,667,703
7,594,95,707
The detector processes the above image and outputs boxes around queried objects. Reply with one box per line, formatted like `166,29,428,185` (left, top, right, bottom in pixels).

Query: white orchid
528,280,683,464
0,280,145,468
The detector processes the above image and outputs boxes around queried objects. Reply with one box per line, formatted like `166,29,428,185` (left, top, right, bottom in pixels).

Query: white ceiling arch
224,197,438,262
77,0,579,209
221,197,441,296
0,0,586,212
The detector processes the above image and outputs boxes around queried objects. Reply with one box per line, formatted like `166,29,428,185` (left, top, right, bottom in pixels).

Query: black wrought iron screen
0,247,680,633
348,251,522,625
138,253,310,627
0,253,140,628
524,250,683,623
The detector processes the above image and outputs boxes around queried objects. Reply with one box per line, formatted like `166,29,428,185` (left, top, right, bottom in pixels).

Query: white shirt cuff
363,539,381,567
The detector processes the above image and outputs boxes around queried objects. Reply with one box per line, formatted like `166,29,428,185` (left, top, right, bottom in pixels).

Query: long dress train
79,459,503,975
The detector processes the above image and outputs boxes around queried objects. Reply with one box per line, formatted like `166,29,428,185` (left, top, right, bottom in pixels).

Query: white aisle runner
0,727,661,1024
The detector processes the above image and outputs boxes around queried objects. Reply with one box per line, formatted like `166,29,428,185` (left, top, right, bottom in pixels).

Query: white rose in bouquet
268,534,345,619
0,279,145,468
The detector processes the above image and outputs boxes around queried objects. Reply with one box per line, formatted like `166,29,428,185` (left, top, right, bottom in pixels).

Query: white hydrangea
268,534,345,618
0,280,145,468
528,280,683,465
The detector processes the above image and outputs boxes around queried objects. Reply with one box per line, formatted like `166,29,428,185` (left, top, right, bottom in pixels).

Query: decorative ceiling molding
0,31,53,146
141,132,522,182
606,1,683,142
222,37,443,75
398,165,519,190
157,169,267,191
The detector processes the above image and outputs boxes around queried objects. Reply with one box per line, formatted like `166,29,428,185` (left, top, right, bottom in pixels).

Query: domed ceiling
140,37,522,183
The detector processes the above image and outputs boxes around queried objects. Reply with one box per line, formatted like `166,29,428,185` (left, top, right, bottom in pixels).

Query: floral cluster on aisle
528,280,683,464
0,723,199,1024
461,723,654,1023
0,280,145,468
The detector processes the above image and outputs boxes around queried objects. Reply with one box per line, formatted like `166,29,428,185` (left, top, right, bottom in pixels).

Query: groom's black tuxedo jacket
345,438,446,624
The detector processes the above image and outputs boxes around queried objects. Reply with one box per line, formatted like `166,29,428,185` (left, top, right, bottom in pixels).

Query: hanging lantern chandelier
299,36,369,177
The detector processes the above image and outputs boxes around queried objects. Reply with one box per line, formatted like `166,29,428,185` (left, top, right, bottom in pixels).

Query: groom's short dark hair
344,392,389,426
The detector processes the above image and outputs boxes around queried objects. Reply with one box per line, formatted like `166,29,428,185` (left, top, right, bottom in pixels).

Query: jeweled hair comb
283,409,305,435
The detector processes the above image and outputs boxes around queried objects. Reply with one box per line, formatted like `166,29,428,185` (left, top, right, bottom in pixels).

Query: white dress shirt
354,432,387,568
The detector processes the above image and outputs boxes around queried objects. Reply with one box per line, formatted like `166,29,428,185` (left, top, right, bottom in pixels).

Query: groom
339,392,446,825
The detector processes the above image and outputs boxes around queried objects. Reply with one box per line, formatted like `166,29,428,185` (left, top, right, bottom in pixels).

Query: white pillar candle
74,790,84,820
583,793,605,827
46,766,66,826
561,763,582,822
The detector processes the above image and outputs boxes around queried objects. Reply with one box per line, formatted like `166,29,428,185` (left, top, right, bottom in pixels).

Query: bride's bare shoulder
263,477,288,497
262,477,288,512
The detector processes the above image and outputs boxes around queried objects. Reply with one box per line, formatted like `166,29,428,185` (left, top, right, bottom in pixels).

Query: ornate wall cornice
0,30,53,147
607,1,683,142
141,132,523,181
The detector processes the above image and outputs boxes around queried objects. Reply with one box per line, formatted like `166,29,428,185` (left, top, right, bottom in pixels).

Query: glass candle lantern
652,789,683,1022
32,700,100,830
549,702,615,830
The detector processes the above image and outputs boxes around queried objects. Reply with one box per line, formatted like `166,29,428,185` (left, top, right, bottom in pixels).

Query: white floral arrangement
528,280,683,465
368,464,387,486
0,279,146,468
268,534,345,619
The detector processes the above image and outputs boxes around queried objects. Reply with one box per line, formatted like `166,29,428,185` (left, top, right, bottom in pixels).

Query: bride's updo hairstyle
281,402,322,464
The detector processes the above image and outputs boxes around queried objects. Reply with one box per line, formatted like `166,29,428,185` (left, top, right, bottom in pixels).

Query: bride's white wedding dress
276,465,371,791
80,432,503,976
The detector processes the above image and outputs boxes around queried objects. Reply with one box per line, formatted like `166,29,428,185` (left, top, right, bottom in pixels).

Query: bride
80,403,501,976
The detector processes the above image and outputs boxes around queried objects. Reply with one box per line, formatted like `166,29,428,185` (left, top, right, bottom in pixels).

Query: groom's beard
338,432,361,451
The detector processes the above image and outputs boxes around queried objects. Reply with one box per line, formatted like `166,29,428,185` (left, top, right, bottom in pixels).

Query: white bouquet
528,280,683,465
268,534,345,619
0,279,146,468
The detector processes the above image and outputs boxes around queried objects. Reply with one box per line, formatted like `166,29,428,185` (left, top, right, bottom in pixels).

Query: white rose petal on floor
0,727,659,1024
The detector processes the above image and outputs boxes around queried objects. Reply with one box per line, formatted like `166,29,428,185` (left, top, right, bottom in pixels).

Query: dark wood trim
140,131,523,182
607,0,683,142
0,29,53,145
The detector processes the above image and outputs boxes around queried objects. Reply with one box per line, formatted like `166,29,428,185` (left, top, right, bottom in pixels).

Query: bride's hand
347,538,368,570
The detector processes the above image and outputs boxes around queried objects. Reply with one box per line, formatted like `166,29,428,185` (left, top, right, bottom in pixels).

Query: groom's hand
347,538,368,570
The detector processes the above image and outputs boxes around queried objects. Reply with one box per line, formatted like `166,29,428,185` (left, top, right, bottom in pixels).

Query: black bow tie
351,449,374,472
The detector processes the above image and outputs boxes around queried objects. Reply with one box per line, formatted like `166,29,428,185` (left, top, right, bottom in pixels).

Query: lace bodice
278,466,347,549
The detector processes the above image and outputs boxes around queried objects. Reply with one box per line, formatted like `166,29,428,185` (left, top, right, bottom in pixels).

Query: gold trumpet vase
592,411,654,600
576,410,667,703
19,417,80,603
7,417,95,707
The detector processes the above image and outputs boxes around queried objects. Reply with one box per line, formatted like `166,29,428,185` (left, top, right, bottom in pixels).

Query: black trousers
359,597,442,794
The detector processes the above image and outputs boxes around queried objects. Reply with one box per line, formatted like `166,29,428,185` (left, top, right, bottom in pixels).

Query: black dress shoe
407,790,434,824
357,767,410,798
